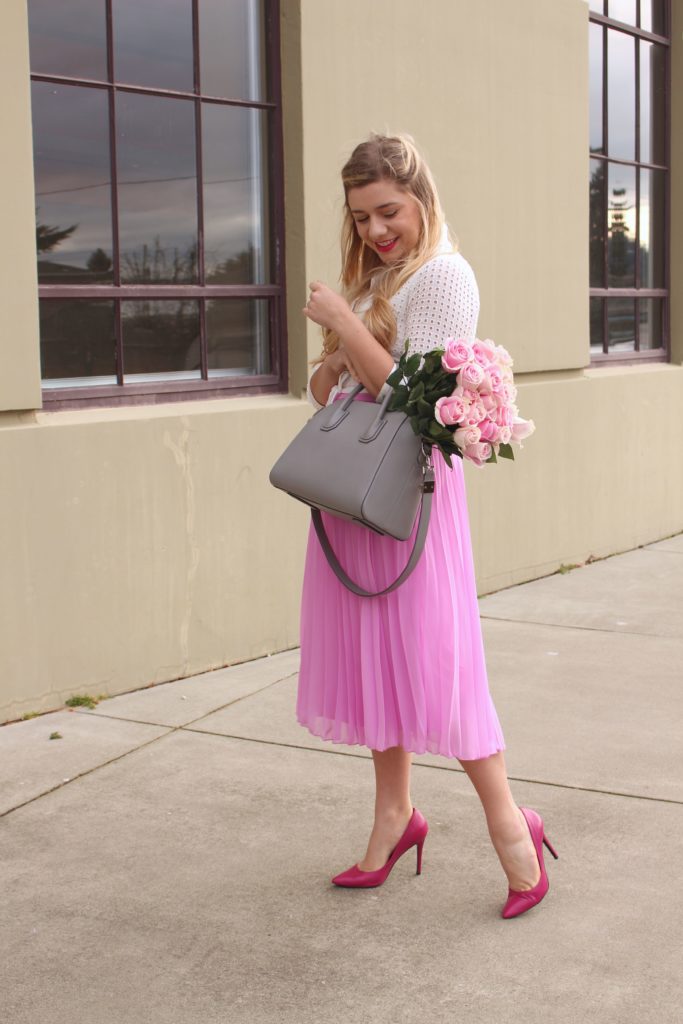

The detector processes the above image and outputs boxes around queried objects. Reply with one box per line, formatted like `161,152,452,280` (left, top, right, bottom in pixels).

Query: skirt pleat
296,434,506,760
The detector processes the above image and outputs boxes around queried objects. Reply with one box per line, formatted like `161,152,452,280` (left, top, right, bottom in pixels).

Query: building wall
1,0,681,723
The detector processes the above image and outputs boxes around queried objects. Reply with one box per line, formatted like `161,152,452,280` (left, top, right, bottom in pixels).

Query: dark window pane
199,0,266,101
590,159,606,287
589,0,605,12
31,82,114,285
590,298,605,354
607,28,635,159
203,106,270,284
640,42,666,166
27,0,107,80
113,0,194,92
640,0,667,35
639,168,666,288
206,299,270,375
607,163,636,286
590,23,604,154
117,93,198,284
608,0,636,25
121,300,200,380
638,299,663,350
39,300,116,385
607,297,635,351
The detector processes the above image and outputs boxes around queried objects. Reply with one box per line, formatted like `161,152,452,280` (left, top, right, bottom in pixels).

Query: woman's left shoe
501,806,559,919
331,807,429,888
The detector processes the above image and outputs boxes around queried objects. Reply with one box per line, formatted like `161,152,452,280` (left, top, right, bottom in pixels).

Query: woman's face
347,180,422,264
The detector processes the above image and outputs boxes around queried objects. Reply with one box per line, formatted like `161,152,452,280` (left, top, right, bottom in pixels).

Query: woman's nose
367,218,389,240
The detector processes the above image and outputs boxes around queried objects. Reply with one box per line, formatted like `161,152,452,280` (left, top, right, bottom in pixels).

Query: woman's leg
458,751,541,891
357,745,414,871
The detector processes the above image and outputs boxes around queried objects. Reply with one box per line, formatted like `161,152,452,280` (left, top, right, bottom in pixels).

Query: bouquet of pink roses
386,337,535,468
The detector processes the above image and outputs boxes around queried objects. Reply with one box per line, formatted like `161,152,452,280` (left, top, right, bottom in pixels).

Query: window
588,0,669,362
27,0,286,408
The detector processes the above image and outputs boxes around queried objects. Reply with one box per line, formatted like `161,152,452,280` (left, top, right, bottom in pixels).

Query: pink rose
441,339,473,373
487,365,504,392
462,400,487,426
472,339,497,366
510,417,535,444
478,418,501,443
480,392,498,413
462,441,493,467
459,361,485,389
498,425,512,444
453,425,481,449
493,404,515,428
434,393,466,427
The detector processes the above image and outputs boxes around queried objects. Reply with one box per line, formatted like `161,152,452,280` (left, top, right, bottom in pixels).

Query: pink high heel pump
331,807,429,888
501,806,559,919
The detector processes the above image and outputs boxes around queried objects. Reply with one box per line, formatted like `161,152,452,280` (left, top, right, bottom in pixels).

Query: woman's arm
303,283,395,400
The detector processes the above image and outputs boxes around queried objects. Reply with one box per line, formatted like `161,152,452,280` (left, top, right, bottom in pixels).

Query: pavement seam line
65,670,300,730
478,615,682,639
178,728,683,807
0,673,302,818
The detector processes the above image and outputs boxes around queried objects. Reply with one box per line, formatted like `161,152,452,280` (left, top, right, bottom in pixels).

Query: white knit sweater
306,230,480,410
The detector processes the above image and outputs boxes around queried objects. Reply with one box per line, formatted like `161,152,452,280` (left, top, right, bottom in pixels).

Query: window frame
31,0,287,410
588,0,671,365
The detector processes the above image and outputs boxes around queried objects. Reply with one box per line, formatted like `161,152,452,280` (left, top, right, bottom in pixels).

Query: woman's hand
325,344,360,381
302,281,353,333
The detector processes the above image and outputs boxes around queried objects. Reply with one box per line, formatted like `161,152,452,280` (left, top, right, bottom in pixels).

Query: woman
298,133,557,918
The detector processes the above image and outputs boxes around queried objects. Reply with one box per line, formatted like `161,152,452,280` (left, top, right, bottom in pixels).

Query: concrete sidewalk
2,534,682,1024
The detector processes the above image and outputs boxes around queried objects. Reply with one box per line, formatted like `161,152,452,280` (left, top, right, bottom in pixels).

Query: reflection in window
608,0,636,25
39,300,117,386
27,0,107,80
607,164,635,288
589,4,669,359
206,299,270,376
607,297,635,352
199,0,266,101
639,168,665,289
589,23,603,154
31,82,113,285
607,28,635,161
117,92,198,285
112,0,194,92
122,300,201,380
640,41,666,165
28,0,284,402
203,105,270,284
640,0,667,34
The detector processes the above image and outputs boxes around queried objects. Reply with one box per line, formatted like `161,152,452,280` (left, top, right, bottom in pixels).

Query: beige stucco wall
0,0,42,411
1,0,681,723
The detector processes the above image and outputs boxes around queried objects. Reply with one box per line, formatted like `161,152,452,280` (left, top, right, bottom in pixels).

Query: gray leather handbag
269,382,435,598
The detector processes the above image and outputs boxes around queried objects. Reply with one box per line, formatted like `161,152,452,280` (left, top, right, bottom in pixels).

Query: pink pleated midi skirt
296,394,506,761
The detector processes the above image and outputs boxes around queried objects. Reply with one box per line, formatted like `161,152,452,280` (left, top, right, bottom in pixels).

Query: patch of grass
49,731,62,740
21,711,41,720
557,562,582,574
65,694,99,709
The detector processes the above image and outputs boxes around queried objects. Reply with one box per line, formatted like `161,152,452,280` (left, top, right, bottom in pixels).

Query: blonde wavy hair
314,132,457,363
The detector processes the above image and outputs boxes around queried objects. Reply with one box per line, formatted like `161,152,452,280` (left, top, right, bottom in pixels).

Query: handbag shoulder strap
310,465,435,598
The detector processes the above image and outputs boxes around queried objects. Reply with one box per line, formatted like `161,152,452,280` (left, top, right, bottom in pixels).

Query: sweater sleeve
401,254,480,357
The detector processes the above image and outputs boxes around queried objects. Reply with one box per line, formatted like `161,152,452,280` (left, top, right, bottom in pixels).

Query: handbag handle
311,461,435,598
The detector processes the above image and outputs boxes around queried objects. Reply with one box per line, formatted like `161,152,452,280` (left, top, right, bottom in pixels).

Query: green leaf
386,368,404,388
417,397,432,417
409,417,421,435
498,443,515,460
411,380,425,403
405,353,422,377
389,389,408,410
428,420,450,439
440,448,454,469
486,447,498,464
